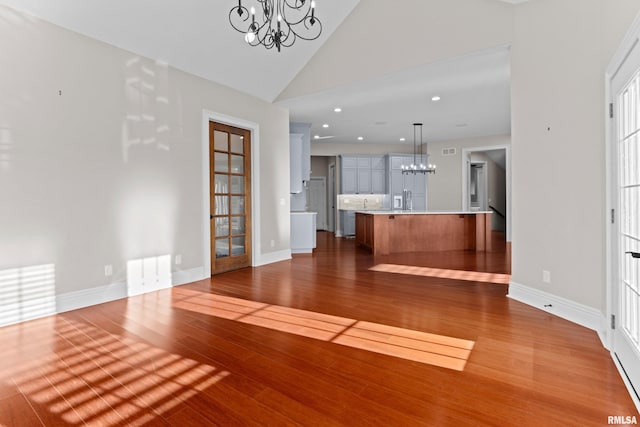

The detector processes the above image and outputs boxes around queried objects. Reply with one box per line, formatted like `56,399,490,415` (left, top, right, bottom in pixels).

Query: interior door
611,39,640,401
328,163,335,232
308,177,327,230
210,122,251,274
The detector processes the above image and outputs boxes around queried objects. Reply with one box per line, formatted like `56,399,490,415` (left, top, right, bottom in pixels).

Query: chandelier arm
283,0,307,9
228,6,251,33
229,0,322,51
280,1,312,25
280,1,321,40
292,17,323,41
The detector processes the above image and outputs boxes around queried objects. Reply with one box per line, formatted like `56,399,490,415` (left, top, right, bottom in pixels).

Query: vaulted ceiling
0,0,526,144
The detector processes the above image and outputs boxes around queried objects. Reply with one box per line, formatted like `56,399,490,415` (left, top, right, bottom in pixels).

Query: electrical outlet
104,265,113,277
543,270,551,284
175,254,182,265
270,239,275,248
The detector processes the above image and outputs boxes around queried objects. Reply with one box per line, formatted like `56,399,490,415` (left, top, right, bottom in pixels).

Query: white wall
510,0,640,310
427,134,510,211
0,5,290,322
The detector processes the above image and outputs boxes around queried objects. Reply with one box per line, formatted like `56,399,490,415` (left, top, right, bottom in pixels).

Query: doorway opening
468,161,488,212
462,146,510,240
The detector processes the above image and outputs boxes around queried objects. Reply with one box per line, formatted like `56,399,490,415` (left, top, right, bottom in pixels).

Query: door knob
626,251,640,259
210,215,213,220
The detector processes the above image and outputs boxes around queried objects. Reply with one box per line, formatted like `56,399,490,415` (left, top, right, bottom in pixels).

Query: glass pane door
210,122,251,274
612,41,640,401
618,73,640,353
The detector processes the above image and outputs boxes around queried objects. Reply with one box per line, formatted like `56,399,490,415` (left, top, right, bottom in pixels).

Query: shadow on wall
0,126,12,172
118,56,181,272
121,56,177,163
0,255,175,328
0,263,56,327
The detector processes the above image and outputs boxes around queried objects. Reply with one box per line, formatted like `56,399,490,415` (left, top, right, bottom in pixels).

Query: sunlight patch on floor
174,290,474,371
369,263,511,284
10,316,228,426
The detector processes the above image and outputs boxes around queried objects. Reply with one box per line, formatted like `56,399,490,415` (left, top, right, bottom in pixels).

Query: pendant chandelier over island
401,123,436,175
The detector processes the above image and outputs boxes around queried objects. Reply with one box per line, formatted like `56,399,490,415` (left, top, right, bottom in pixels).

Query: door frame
461,145,511,241
605,14,640,412
328,162,336,232
202,110,260,276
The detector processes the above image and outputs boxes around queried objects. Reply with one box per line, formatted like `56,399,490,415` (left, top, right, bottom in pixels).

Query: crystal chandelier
229,0,323,52
401,123,436,175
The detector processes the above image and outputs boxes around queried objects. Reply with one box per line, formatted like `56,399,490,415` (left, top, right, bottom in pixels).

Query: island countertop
355,211,492,255
355,210,492,215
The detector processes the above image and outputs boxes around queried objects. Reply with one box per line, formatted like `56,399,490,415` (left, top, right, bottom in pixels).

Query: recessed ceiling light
322,123,329,128
400,138,406,142
357,136,364,141
432,96,441,102
334,107,342,113
314,135,320,139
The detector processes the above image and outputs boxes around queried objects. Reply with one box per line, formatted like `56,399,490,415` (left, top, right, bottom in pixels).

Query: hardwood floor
1,232,637,426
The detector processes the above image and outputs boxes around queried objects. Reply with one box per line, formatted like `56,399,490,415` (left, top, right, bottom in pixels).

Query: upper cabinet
290,123,311,184
290,133,304,194
340,155,387,194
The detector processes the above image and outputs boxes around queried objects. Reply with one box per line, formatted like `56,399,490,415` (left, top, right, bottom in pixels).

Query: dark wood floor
1,232,638,426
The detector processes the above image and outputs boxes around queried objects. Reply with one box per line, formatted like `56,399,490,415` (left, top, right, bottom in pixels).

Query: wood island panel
355,212,491,256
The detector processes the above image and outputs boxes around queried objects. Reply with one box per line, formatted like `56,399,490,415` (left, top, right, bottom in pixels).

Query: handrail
489,205,506,219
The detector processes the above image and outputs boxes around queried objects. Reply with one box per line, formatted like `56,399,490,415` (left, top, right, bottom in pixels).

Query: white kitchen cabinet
341,167,357,194
290,133,304,194
341,210,356,236
291,212,317,253
290,122,311,182
340,155,387,194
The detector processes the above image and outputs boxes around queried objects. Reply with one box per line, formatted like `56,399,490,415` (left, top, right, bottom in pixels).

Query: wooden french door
209,122,251,274
611,38,640,401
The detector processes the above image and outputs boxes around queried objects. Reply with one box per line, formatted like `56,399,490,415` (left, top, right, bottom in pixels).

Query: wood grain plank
0,231,637,426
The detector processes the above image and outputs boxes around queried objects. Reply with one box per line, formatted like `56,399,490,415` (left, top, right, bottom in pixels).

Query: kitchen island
355,211,492,255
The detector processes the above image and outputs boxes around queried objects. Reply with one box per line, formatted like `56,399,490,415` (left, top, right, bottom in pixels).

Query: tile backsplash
337,194,389,211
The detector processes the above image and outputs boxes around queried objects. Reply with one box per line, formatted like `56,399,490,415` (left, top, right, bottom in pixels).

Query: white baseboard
291,248,314,254
507,281,605,344
255,249,291,266
57,267,206,315
172,267,206,286
57,281,128,314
